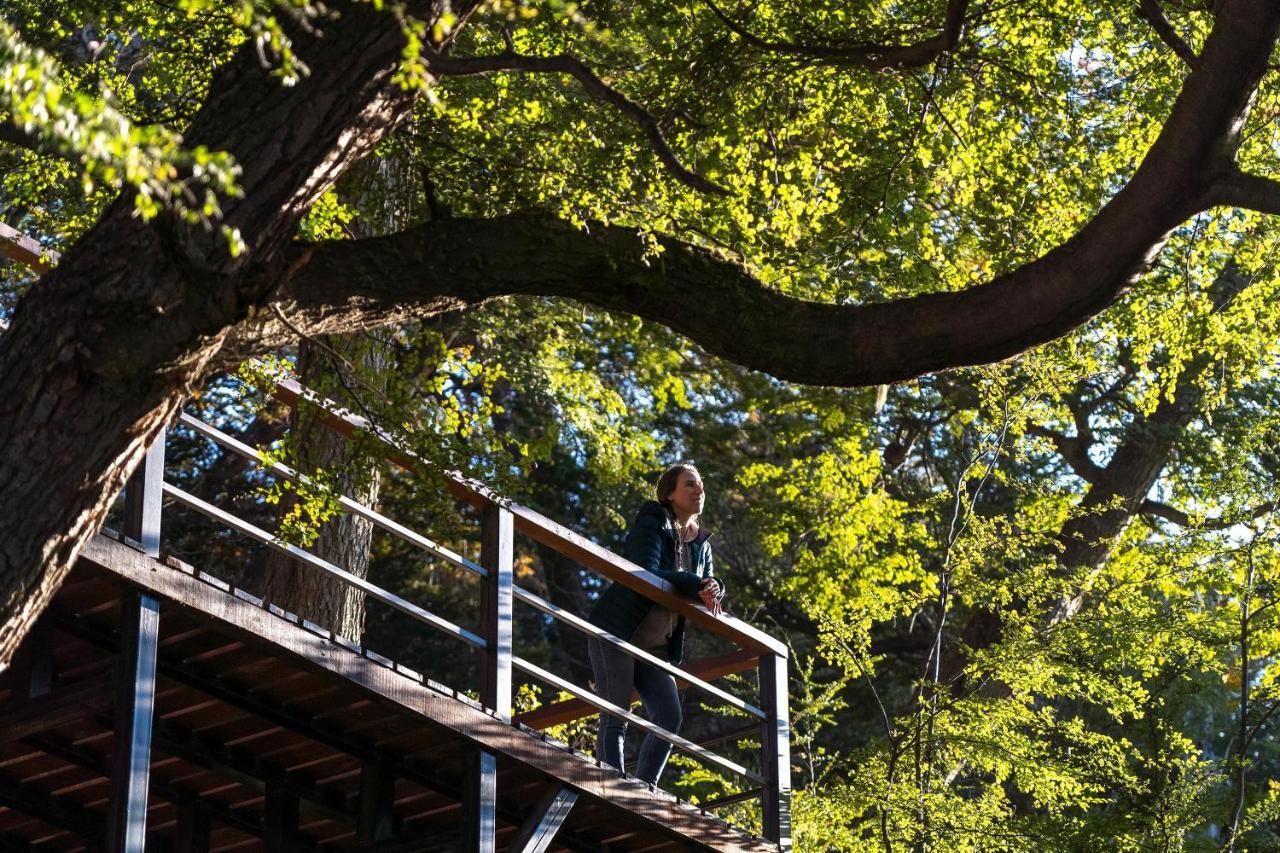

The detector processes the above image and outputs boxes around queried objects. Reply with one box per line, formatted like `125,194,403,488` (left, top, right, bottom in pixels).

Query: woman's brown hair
655,463,701,516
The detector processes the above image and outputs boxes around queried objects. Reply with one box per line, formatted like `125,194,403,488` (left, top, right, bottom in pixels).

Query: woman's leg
632,660,683,785
588,638,635,772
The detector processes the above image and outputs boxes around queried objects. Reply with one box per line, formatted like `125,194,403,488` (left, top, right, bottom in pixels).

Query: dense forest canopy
6,0,1280,847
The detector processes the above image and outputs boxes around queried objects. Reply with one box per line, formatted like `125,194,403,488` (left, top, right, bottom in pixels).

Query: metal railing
148,382,793,847
6,221,791,847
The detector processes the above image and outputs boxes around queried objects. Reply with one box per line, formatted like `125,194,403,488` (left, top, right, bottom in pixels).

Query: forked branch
427,51,728,196
1137,0,1200,68
704,0,970,71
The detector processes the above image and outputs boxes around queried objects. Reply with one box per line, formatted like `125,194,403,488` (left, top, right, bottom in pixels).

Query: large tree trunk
262,337,387,640
0,1,429,664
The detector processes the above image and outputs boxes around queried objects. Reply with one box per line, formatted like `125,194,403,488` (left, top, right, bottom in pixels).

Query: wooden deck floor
0,533,778,852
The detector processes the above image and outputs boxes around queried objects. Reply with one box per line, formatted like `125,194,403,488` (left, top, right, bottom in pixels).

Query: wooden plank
0,771,100,840
106,593,161,853
480,505,514,721
0,224,54,273
0,676,112,744
509,785,576,853
512,650,759,731
77,535,779,853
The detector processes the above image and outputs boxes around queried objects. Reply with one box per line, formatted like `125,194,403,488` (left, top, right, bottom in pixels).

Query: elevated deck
0,225,792,852
0,532,777,851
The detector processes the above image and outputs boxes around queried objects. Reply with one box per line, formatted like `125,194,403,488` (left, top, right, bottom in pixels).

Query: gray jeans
587,638,683,785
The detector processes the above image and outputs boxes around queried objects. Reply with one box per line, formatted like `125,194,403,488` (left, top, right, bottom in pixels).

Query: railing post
479,503,514,721
123,429,166,557
106,592,161,853
760,653,792,850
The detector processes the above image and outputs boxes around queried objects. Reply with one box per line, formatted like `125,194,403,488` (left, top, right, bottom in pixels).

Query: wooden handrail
270,376,788,658
0,223,54,272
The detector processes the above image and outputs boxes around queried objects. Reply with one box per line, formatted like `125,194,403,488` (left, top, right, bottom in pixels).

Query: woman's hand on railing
699,578,722,617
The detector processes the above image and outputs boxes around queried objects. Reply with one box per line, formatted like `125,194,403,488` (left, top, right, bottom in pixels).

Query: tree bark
262,337,387,641
0,0,428,664
0,0,1277,668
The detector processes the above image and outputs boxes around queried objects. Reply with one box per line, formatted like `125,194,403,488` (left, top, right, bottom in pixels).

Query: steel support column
479,504,514,720
462,749,498,853
760,653,792,850
509,784,577,853
106,593,161,853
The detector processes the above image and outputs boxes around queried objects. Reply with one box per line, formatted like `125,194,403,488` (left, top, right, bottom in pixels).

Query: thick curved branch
705,0,970,71
237,3,1280,387
1025,424,1104,481
1141,498,1278,530
1137,0,1200,68
427,52,728,196
1211,169,1280,215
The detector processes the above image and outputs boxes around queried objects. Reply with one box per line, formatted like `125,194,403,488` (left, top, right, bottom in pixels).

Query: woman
587,463,725,785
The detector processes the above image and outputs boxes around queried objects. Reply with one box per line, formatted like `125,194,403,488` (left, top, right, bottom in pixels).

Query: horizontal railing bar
511,585,765,719
510,655,764,785
178,412,486,578
268,374,787,659
161,483,486,650
512,650,760,731
698,788,764,810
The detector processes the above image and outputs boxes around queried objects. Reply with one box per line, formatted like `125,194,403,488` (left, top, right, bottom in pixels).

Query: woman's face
667,470,705,519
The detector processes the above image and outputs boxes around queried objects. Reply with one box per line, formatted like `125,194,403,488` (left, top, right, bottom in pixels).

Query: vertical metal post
760,653,792,850
264,784,299,853
479,503,514,720
175,803,210,853
123,430,166,557
461,749,498,853
358,756,396,844
106,593,161,853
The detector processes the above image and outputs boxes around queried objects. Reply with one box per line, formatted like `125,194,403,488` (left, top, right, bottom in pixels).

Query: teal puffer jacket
588,501,720,664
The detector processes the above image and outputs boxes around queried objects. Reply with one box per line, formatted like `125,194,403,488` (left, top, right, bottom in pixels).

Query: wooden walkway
0,531,781,851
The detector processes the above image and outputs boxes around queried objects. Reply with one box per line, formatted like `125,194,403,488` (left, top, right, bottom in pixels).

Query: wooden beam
264,783,300,853
107,593,161,853
269,378,785,657
512,649,759,730
54,605,603,853
0,674,111,743
480,504,514,720
0,223,53,272
175,803,211,853
509,785,577,853
0,770,102,840
462,749,498,853
76,536,780,852
358,757,396,845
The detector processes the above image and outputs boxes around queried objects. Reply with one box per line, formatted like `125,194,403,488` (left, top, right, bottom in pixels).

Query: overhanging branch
1211,169,1280,215
1137,0,1200,68
427,51,728,196
705,0,970,71
1141,497,1278,530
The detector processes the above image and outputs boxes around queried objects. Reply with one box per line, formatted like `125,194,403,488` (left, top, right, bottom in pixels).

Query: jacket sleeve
624,505,703,598
704,549,726,600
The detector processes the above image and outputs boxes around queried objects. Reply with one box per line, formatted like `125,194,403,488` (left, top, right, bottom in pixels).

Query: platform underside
0,533,777,852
